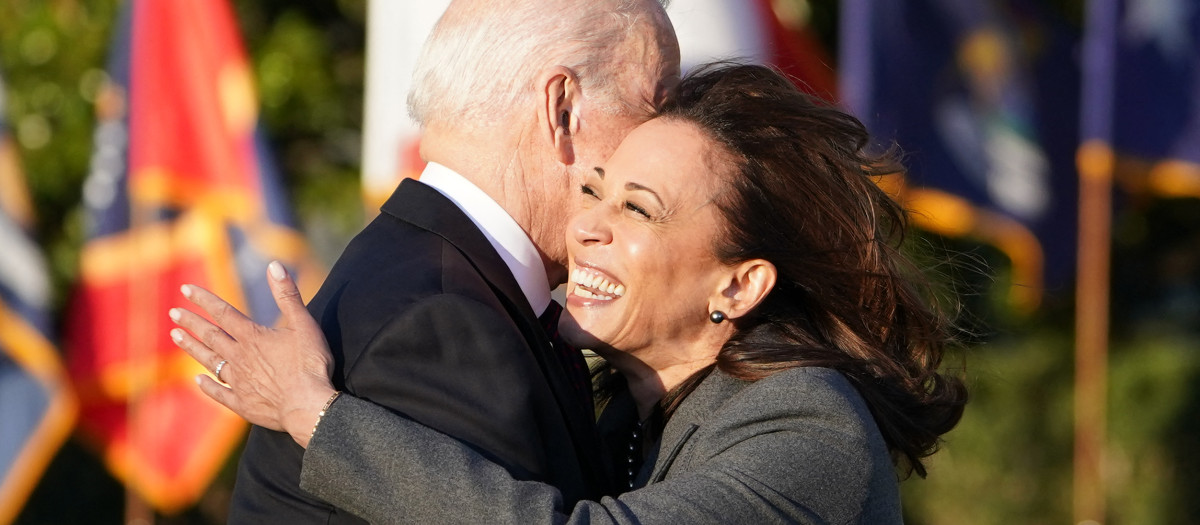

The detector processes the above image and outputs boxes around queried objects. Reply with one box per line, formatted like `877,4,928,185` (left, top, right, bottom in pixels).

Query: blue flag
839,0,1080,311
1081,0,1200,198
0,70,77,525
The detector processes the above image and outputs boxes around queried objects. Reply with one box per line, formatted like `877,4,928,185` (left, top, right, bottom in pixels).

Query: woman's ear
540,66,581,165
712,259,777,321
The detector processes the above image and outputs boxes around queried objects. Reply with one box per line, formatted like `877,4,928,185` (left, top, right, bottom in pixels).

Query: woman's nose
570,205,613,247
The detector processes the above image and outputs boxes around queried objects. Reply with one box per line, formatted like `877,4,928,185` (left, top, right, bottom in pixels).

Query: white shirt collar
418,162,552,315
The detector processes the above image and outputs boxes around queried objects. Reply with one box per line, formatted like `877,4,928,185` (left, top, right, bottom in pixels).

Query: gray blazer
300,367,904,524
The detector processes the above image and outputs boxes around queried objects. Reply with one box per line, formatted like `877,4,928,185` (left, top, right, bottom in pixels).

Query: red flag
67,0,320,513
749,0,837,100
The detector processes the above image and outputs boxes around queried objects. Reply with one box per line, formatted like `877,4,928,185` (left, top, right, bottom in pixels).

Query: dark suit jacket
228,179,605,523
299,367,904,524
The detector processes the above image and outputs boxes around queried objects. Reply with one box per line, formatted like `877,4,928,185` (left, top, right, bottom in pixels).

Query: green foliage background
1,0,1197,523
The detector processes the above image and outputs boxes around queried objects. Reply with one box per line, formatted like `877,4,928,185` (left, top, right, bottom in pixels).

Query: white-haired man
226,0,680,522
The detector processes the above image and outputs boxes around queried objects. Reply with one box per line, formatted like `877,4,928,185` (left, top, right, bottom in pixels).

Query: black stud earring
709,311,726,324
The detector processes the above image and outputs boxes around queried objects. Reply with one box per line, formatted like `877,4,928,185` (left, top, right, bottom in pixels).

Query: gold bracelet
310,391,342,440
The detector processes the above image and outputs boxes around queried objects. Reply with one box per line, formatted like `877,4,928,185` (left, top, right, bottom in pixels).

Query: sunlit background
1,0,1197,524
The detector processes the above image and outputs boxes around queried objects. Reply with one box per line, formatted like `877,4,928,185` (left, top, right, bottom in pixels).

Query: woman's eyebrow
625,182,664,208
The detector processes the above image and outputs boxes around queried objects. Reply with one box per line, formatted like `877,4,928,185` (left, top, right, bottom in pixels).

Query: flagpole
1072,0,1118,520
125,489,153,525
125,198,155,525
1073,140,1111,524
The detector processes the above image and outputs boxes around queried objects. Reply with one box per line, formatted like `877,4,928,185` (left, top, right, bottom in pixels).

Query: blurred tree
0,0,121,314
234,0,367,265
901,334,1200,525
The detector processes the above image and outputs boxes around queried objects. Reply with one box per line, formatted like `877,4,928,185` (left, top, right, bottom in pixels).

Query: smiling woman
171,62,967,523
559,117,767,422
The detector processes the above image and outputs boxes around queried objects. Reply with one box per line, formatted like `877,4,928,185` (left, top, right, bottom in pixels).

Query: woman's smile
568,265,626,302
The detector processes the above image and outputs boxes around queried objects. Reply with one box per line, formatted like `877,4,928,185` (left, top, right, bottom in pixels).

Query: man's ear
711,259,777,321
540,66,581,165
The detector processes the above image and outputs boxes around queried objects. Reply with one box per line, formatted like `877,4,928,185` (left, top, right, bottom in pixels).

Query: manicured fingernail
180,284,193,298
170,328,183,343
169,308,182,322
268,261,287,281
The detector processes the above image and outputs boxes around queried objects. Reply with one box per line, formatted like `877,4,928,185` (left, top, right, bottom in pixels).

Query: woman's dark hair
655,62,967,478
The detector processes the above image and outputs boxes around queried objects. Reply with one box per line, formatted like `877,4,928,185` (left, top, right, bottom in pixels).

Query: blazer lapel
645,370,750,484
381,179,535,321
381,180,565,389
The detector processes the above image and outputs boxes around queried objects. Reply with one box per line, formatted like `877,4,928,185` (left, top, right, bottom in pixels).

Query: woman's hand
169,261,336,448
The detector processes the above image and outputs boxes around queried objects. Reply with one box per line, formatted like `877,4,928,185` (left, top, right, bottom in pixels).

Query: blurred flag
1081,0,1200,198
669,0,836,98
840,0,1081,312
361,0,447,212
360,0,838,213
0,70,78,525
65,0,320,513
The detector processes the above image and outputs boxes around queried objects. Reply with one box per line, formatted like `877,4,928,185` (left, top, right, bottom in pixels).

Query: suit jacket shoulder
311,180,539,378
229,179,600,524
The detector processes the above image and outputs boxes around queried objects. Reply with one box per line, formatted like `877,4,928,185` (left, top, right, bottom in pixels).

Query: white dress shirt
418,162,552,315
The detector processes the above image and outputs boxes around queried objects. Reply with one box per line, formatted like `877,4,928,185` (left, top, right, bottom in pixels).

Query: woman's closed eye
583,182,656,220
624,200,652,219
580,184,600,200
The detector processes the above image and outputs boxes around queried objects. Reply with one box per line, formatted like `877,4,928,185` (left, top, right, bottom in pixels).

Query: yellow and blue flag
0,69,78,525
1080,0,1200,198
839,0,1081,312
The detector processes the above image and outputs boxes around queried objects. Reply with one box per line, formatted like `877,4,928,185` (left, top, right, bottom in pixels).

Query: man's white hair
407,0,669,126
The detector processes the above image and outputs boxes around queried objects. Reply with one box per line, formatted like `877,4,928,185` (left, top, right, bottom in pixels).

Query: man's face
528,6,680,285
574,14,681,172
544,15,681,268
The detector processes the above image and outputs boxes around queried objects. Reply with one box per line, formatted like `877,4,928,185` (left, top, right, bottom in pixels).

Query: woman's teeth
571,268,625,299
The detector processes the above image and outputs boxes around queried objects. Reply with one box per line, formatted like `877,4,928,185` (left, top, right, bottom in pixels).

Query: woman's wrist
286,384,339,448
308,390,342,441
